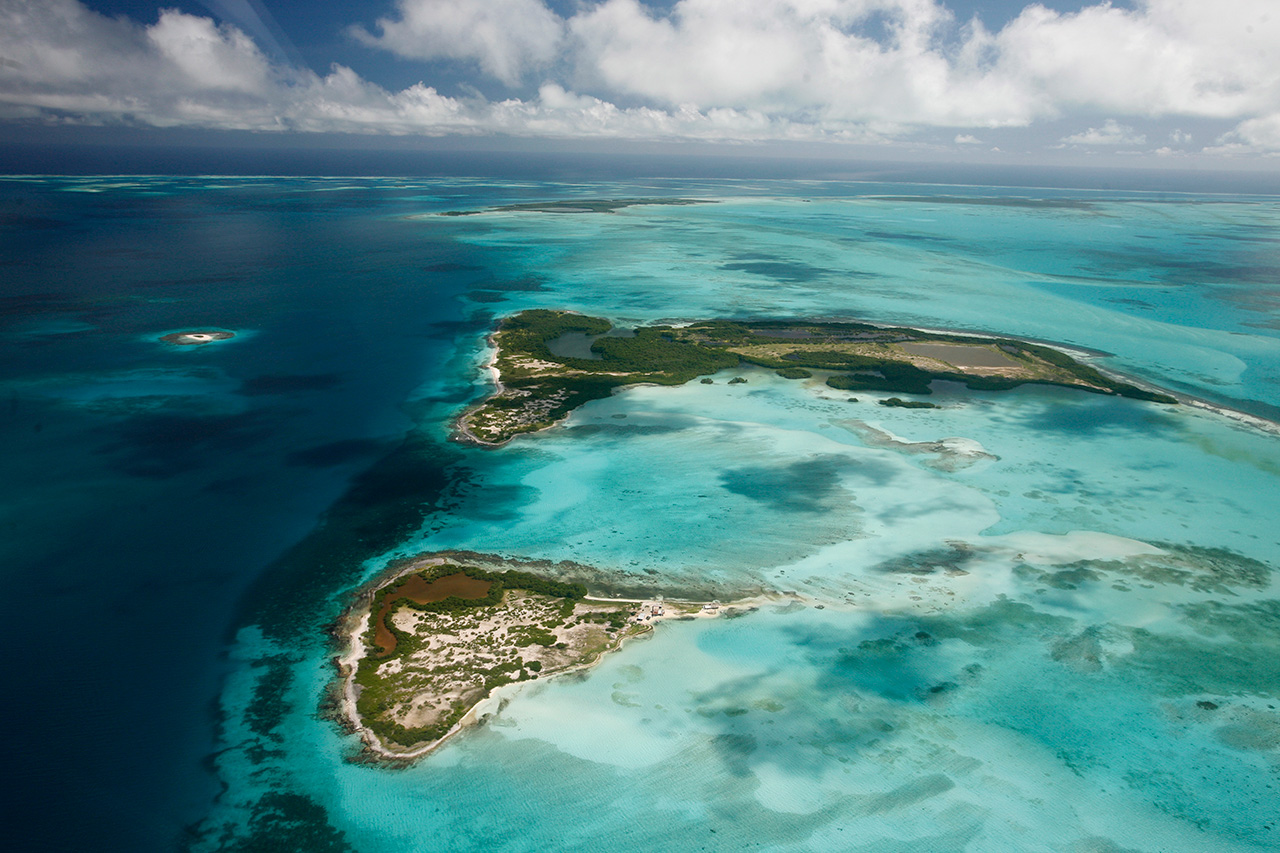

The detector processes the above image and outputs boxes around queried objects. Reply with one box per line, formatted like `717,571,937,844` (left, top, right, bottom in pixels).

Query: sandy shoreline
452,335,508,447
335,556,780,763
449,311,1273,453
1183,396,1280,436
852,322,1280,434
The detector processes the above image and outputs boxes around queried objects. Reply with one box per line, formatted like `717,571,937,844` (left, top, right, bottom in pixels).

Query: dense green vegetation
684,318,893,344
592,329,740,377
354,663,453,747
354,652,535,749
879,397,938,409
465,311,742,442
824,362,935,395
497,310,739,382
499,310,613,364
499,313,738,385
462,310,1178,445
354,561,598,750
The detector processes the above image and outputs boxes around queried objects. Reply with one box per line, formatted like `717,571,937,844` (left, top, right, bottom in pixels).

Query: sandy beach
335,555,775,762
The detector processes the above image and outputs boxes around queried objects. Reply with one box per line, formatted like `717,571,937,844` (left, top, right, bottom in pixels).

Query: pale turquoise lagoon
2,177,1278,851
208,368,1280,851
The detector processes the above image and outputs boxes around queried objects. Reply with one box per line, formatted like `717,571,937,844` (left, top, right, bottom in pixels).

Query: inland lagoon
2,176,1279,852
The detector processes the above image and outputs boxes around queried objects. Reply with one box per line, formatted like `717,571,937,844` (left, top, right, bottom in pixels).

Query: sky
1,0,1279,167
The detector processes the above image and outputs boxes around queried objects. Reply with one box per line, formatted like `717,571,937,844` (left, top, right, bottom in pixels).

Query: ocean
1,174,1278,852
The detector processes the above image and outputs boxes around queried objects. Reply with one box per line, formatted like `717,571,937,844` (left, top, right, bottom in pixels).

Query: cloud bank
351,0,564,86
1,0,1278,154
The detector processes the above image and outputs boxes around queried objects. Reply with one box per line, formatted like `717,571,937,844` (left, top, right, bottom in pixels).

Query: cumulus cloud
0,0,815,139
990,1,1280,119
1209,114,1280,156
349,0,564,85
1,0,1279,153
1062,119,1147,146
146,10,273,95
556,0,1280,131
0,0,286,126
564,0,1035,127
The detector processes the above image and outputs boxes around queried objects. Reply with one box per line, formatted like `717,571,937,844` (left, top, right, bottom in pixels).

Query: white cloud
1232,115,1280,150
0,0,823,139
349,0,564,85
555,0,1280,131
1,0,1280,154
147,10,273,95
564,0,1035,127
0,1,292,127
1208,114,1280,156
991,1,1280,119
1062,119,1146,146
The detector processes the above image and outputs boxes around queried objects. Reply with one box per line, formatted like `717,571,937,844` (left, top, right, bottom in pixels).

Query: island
160,329,235,346
336,554,735,760
455,309,1177,446
439,198,711,216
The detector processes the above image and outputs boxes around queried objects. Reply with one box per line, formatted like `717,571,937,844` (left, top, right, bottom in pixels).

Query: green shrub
826,362,933,395
591,329,739,377
879,397,937,409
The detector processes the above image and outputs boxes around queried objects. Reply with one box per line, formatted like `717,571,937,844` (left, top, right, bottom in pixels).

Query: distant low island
455,309,1177,446
160,330,235,346
439,198,711,216
336,554,733,760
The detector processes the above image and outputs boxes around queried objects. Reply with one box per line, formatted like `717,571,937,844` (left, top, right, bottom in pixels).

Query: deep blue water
2,176,1279,852
0,177,496,849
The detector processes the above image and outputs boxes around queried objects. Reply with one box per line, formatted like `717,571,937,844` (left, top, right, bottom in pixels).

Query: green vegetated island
343,310,1178,759
455,309,1177,446
338,554,731,759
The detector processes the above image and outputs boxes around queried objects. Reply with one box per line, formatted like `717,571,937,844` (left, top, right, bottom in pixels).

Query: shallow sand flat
442,599,1278,851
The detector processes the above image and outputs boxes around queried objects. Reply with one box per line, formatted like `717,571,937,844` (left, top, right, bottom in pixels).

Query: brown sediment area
370,572,493,656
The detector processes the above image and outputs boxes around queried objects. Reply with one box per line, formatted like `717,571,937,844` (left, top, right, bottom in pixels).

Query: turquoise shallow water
207,371,1280,851
446,191,1280,418
3,177,1279,851
197,184,1280,852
